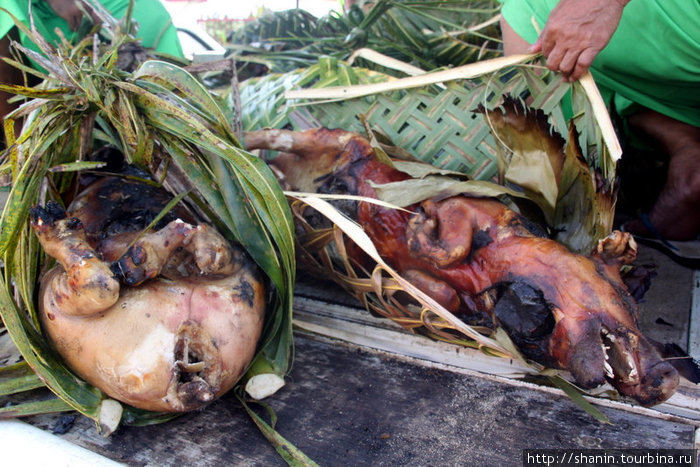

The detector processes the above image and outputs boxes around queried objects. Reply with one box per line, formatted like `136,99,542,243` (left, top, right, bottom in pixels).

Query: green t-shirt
500,0,700,127
0,0,183,61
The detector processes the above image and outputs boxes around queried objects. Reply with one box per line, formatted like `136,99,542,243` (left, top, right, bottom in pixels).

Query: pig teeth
603,357,614,378
601,327,640,382
601,327,616,342
601,328,614,378
627,355,638,379
602,343,614,378
178,361,206,373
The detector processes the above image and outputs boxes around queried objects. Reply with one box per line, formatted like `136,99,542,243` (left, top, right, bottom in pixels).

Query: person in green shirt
0,0,183,138
499,0,700,255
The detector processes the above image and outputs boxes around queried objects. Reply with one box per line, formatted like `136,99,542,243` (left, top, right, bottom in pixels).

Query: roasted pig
245,127,679,406
30,149,266,412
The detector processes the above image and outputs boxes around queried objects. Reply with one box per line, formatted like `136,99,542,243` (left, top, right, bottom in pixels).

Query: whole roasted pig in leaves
30,149,266,412
245,127,679,406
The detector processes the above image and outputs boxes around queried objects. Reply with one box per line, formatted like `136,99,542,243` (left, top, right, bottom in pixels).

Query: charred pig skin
31,157,266,413
245,127,678,406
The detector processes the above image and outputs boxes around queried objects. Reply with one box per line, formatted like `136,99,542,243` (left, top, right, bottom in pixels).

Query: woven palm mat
240,56,611,185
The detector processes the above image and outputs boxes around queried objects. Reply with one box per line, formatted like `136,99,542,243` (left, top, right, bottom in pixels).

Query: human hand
529,0,631,81
46,0,84,31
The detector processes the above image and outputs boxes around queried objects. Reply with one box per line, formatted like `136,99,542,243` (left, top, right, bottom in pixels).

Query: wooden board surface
21,333,697,466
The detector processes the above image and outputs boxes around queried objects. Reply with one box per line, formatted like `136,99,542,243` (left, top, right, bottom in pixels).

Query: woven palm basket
240,52,622,395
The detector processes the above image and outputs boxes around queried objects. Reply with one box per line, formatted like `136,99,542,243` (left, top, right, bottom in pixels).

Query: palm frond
227,0,503,76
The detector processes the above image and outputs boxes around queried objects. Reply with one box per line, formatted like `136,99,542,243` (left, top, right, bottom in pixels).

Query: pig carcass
30,150,266,412
245,127,679,406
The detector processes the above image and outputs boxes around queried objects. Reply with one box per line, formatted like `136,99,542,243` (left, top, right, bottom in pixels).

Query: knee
681,167,700,204
667,145,700,206
500,16,533,55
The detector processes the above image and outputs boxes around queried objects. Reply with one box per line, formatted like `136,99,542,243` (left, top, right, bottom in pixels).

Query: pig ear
405,199,475,268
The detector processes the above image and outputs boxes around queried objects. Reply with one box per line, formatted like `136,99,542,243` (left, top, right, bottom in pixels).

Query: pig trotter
30,202,120,317
111,221,241,287
593,231,638,266
30,201,69,227
187,224,242,276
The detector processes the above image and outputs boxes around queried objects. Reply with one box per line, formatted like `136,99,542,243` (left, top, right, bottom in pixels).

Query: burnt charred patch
508,211,548,238
94,179,183,239
317,163,361,220
233,280,256,308
71,148,195,241
471,229,493,251
490,280,555,363
29,201,68,227
66,217,83,230
110,246,149,286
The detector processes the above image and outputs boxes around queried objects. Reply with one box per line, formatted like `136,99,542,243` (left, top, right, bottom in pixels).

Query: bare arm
529,0,632,81
46,0,84,31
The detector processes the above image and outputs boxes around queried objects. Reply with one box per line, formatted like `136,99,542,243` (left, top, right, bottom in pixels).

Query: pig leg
402,269,461,313
589,231,640,296
112,221,241,287
591,230,638,268
30,202,120,317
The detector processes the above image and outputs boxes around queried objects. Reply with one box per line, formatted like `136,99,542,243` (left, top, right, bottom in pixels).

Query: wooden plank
293,297,536,379
0,420,123,467
689,270,700,361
